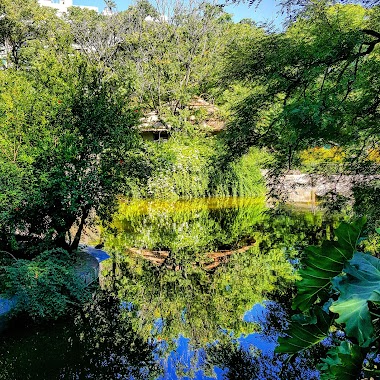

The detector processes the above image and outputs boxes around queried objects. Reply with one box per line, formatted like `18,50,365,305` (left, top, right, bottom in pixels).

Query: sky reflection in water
1,197,337,379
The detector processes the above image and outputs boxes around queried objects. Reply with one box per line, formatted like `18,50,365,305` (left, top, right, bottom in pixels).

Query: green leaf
275,307,332,354
318,341,364,380
363,366,380,379
293,218,366,312
330,252,380,346
291,312,317,325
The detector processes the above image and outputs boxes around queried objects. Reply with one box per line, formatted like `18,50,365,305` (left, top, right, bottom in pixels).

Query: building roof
139,97,226,134
38,0,98,14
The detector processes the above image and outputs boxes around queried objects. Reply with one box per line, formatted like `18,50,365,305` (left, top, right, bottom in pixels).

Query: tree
219,3,380,175
226,0,380,18
66,7,127,73
120,0,230,112
0,0,57,68
0,0,141,256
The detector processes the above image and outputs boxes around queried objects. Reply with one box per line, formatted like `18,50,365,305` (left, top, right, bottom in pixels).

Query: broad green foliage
293,218,365,311
318,341,364,380
0,64,140,255
276,307,332,354
276,218,380,378
331,252,380,346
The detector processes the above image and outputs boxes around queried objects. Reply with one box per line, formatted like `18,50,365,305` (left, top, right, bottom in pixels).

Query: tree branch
362,29,380,40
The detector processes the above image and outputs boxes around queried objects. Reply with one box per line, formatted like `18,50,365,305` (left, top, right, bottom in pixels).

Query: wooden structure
139,111,171,141
127,243,255,271
138,97,226,141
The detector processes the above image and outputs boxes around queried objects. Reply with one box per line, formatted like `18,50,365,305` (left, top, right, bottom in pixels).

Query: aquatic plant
276,218,380,379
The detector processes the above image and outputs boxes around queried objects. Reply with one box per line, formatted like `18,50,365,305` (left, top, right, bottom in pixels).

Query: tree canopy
0,0,141,256
220,3,380,174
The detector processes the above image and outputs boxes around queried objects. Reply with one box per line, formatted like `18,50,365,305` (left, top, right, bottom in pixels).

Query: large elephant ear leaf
293,217,366,312
275,307,332,354
318,341,364,380
330,252,380,346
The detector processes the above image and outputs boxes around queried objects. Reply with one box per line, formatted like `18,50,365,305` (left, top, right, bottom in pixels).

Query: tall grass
143,132,213,199
123,132,267,199
211,147,267,198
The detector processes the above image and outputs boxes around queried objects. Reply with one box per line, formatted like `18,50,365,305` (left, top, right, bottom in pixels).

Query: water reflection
0,291,161,379
204,301,324,380
1,197,340,379
102,198,335,351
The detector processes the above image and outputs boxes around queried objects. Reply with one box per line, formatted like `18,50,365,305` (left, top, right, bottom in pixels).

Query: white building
38,0,98,15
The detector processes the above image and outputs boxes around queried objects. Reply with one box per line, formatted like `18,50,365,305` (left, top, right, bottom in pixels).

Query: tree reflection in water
204,301,326,380
0,290,161,380
101,197,341,378
0,197,342,379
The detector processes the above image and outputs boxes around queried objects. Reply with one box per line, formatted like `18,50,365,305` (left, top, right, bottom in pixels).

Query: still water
0,197,338,379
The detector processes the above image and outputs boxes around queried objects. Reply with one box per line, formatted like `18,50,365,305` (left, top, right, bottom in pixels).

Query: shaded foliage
0,290,161,379
218,3,380,177
276,218,380,378
0,248,91,320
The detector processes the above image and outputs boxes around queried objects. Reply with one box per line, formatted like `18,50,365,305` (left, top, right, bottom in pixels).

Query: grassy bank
122,131,268,200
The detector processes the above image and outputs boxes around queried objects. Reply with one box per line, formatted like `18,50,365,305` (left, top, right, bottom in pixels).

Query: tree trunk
71,206,90,251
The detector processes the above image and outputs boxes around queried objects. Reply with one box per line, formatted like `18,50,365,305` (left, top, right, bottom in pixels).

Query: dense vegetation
274,218,380,379
0,0,269,260
1,0,380,377
3,0,379,255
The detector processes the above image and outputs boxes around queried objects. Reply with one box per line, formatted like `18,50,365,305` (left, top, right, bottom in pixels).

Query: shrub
298,146,345,173
124,133,267,200
1,248,91,320
211,147,267,198
134,132,215,199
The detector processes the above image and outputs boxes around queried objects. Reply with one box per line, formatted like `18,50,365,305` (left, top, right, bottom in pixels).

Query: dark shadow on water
0,291,161,380
1,197,345,379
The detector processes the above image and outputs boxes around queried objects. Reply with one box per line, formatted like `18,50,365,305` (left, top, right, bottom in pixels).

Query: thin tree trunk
71,206,90,251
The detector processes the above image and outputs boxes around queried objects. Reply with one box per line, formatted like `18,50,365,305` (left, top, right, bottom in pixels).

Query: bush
211,147,268,198
0,249,91,320
298,146,345,174
127,132,215,199
123,132,267,200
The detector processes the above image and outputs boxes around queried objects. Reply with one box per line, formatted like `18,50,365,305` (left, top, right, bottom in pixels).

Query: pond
0,197,340,379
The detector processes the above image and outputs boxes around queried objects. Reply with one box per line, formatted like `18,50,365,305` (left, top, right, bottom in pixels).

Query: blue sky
73,0,285,26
